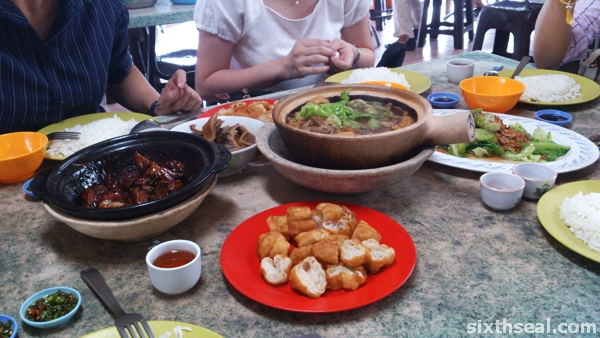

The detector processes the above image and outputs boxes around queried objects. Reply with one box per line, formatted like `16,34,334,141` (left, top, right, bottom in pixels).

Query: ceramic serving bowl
479,172,525,210
271,84,474,170
170,116,264,177
0,132,48,184
29,132,230,221
512,162,557,200
42,175,217,242
459,76,525,113
0,314,17,338
20,287,81,329
257,123,435,193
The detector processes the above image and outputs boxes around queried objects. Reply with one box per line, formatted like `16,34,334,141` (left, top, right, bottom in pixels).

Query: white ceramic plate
428,110,599,173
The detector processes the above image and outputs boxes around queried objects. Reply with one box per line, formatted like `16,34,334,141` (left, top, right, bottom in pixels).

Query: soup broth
286,91,417,136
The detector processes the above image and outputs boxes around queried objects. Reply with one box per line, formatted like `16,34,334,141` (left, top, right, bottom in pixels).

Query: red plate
220,201,417,313
198,99,277,118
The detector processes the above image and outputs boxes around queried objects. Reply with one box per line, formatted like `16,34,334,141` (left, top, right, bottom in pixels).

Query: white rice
559,191,600,252
515,74,581,102
46,114,139,158
159,325,192,338
341,67,411,89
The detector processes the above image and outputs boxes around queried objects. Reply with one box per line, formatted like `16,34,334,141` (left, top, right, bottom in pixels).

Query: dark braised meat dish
80,152,188,209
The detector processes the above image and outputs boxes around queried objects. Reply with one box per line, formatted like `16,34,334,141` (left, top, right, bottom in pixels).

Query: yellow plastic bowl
459,76,525,113
361,81,408,90
0,132,48,184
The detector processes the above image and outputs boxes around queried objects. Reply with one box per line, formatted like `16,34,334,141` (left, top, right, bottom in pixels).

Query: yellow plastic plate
81,320,223,338
325,68,431,94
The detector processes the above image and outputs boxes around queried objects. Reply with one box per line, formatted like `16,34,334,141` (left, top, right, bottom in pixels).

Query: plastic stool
471,0,543,61
417,0,474,49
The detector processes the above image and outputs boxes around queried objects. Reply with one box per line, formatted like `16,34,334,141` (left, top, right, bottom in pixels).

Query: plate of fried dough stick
220,201,417,312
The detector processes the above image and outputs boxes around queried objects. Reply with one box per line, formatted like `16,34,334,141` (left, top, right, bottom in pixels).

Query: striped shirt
562,0,600,65
0,0,132,134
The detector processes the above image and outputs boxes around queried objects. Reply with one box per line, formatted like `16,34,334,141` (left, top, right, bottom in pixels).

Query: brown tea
153,249,196,268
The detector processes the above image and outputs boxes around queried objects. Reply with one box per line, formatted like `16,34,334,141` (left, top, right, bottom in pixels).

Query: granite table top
127,0,194,29
2,51,600,337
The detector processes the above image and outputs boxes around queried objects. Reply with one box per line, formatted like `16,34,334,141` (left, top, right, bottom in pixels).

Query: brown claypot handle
422,111,476,145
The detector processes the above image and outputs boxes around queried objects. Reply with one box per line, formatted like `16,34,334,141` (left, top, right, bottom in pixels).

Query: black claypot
30,131,231,220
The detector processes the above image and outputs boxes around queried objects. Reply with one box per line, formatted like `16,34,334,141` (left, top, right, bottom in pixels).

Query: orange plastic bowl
0,132,48,184
361,81,408,90
459,76,525,113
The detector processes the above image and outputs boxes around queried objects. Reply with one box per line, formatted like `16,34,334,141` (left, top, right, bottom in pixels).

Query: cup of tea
146,240,202,295
447,58,475,84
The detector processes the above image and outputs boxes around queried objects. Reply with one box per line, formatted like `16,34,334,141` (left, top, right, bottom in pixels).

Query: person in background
532,0,600,69
391,0,421,51
0,0,202,135
193,0,375,100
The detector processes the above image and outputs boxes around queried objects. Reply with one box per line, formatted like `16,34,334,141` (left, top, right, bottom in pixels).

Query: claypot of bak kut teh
30,131,231,221
272,84,476,170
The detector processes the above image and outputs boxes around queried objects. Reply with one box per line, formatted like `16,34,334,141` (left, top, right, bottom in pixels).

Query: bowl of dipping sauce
20,287,81,329
0,314,17,338
535,109,572,126
512,162,557,200
427,92,460,108
146,240,202,295
479,172,525,210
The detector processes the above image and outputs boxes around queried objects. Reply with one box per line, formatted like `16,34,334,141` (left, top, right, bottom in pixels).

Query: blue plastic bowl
19,287,81,329
427,92,460,108
535,109,572,126
0,314,18,338
170,0,196,4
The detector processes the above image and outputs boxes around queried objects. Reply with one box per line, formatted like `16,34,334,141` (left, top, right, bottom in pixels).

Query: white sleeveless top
194,0,370,92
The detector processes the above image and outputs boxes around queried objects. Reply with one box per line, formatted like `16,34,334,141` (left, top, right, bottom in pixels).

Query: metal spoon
130,109,202,134
483,65,504,76
511,56,532,79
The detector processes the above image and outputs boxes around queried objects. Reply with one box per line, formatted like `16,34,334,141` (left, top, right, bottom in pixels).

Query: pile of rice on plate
559,191,600,253
46,114,139,158
515,74,582,102
158,325,192,338
341,67,411,89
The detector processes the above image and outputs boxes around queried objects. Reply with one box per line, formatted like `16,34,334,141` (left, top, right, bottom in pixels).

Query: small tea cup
479,172,525,210
447,58,475,84
512,163,557,200
146,240,202,295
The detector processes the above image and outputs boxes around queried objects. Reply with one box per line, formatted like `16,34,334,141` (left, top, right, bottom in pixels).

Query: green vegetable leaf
533,142,571,161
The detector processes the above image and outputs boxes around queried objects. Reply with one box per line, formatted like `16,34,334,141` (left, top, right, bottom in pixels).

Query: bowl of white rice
39,112,155,160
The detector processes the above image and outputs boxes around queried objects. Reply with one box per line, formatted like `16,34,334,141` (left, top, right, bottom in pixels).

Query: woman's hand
281,38,336,79
328,39,357,71
154,69,203,115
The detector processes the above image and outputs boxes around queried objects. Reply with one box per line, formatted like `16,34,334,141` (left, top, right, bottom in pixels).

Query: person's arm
329,15,376,70
532,0,576,69
106,66,202,116
194,30,337,99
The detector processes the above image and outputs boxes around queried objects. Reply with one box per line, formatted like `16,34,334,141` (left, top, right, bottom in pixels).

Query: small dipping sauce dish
479,172,525,210
146,240,202,295
535,109,572,126
427,92,460,108
512,162,557,200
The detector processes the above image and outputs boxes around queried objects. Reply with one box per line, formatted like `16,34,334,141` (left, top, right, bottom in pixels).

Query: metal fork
46,131,81,140
80,268,155,338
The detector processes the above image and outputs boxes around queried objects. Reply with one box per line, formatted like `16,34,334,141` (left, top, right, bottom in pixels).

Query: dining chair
417,0,475,50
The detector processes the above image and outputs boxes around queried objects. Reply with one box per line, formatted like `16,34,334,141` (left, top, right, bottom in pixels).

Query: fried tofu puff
362,238,396,274
289,256,327,298
260,254,293,285
257,231,290,260
313,203,345,226
340,238,371,268
290,245,313,265
286,206,318,237
311,240,339,265
321,234,350,246
325,265,367,291
266,215,290,239
314,203,357,237
294,229,330,247
351,220,382,242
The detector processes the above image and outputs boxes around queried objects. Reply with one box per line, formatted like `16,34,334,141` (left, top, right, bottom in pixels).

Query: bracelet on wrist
352,45,361,69
148,99,159,116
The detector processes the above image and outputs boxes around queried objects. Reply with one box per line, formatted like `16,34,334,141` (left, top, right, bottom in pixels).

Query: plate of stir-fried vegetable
428,109,599,173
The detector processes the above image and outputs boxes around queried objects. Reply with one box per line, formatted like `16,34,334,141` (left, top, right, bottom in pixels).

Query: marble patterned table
2,52,600,337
